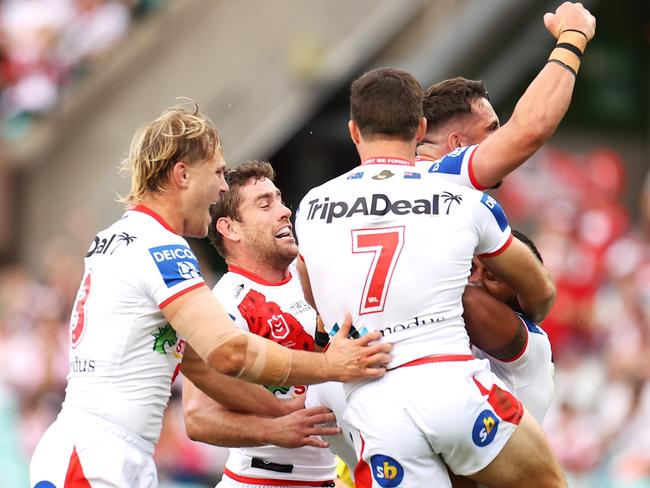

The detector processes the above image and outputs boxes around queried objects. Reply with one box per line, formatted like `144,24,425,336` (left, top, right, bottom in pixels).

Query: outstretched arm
164,286,392,387
182,376,340,448
181,345,296,417
471,2,596,188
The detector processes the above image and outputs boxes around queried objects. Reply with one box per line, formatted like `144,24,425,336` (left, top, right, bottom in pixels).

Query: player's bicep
162,285,244,364
462,285,526,360
472,121,539,189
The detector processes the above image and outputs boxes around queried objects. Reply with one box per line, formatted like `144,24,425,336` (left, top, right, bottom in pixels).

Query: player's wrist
547,29,588,76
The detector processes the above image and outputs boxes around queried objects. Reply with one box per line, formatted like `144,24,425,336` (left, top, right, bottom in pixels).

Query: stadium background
0,0,648,486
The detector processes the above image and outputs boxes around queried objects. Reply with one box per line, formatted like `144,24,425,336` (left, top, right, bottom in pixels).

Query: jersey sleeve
421,145,486,190
212,279,250,332
473,192,513,257
139,235,205,308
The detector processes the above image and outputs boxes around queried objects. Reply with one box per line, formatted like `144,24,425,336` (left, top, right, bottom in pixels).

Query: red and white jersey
415,145,487,190
214,263,335,484
62,205,203,443
295,158,512,371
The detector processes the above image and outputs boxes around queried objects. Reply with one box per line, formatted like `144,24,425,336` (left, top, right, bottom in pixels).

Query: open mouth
274,225,294,240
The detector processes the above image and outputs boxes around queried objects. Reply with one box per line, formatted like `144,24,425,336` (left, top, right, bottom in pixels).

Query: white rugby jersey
62,205,204,443
295,158,512,370
214,263,336,484
416,145,486,190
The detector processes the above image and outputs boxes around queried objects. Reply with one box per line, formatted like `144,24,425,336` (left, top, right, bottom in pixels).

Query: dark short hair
350,67,423,141
208,160,275,258
423,77,489,131
512,229,543,264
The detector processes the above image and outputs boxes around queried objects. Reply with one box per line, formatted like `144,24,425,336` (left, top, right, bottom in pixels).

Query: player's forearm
182,361,288,417
507,63,575,148
516,273,556,324
184,400,271,447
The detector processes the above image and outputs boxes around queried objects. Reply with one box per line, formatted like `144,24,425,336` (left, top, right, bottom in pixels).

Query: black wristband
547,59,577,77
556,42,583,57
314,329,330,348
561,28,588,40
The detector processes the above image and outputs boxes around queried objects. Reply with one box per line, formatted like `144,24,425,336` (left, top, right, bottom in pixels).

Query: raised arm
163,286,391,386
479,238,555,323
471,2,596,188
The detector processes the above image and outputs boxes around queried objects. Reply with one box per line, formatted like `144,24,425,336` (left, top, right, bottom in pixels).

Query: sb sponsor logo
472,409,499,447
370,454,404,487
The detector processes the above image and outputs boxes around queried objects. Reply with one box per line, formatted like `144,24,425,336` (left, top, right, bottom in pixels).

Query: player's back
296,160,511,369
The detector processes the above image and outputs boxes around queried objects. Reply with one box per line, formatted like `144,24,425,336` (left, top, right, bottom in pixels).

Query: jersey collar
130,204,177,234
362,157,415,167
228,264,292,286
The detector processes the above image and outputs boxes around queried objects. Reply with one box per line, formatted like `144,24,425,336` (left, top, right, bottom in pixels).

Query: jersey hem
224,468,333,486
390,354,474,371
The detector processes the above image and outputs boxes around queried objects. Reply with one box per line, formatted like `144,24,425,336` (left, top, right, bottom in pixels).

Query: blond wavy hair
119,100,221,204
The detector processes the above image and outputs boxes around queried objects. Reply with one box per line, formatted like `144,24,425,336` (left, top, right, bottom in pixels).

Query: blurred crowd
0,147,648,487
0,0,164,141
496,149,650,488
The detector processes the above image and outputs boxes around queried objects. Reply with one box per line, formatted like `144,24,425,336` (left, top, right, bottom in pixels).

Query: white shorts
30,408,157,488
345,356,523,487
305,382,358,475
473,317,554,424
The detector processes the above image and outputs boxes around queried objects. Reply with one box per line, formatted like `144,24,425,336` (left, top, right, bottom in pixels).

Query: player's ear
171,161,190,188
216,217,240,243
415,117,427,142
447,132,462,151
348,120,361,144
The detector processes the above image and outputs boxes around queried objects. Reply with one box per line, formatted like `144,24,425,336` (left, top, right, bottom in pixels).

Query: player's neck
416,141,447,161
357,139,417,165
227,256,290,284
136,195,184,235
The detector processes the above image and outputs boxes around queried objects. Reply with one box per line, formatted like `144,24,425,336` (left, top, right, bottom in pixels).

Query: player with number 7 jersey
296,67,562,487
296,158,510,372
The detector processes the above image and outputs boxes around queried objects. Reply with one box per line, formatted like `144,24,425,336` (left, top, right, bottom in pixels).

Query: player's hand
324,313,392,382
544,2,596,41
279,395,306,415
262,406,341,448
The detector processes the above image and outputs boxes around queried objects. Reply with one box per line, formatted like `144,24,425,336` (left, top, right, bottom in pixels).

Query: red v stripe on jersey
64,446,92,487
355,436,372,488
473,376,523,425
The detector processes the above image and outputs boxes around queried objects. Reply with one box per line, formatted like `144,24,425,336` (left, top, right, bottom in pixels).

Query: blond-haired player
29,102,391,488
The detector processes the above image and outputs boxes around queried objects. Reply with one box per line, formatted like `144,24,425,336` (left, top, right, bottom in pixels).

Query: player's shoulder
514,312,545,336
213,271,247,303
85,209,186,260
418,145,478,175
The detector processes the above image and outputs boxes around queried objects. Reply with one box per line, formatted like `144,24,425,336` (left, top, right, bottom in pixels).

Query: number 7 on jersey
351,226,405,315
